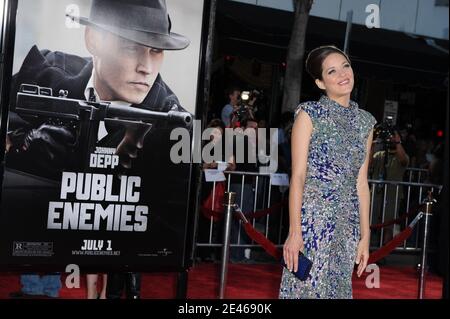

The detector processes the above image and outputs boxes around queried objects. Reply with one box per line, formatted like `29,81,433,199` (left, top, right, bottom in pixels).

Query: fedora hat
67,0,190,50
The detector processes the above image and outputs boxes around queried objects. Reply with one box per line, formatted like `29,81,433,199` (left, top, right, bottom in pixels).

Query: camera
232,90,260,123
376,116,397,146
233,104,249,120
240,89,261,105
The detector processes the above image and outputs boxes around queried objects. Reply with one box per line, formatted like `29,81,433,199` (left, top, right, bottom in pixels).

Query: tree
281,0,314,113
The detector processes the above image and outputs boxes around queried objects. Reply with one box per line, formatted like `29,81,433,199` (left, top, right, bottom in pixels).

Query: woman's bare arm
284,110,312,272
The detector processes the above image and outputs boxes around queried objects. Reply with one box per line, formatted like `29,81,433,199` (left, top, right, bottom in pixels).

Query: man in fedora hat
6,0,190,299
7,0,190,174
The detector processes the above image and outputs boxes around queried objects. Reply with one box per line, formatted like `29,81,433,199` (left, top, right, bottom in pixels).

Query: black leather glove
115,123,152,170
9,124,76,171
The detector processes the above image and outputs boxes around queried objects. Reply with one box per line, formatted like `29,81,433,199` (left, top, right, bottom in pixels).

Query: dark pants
106,272,141,299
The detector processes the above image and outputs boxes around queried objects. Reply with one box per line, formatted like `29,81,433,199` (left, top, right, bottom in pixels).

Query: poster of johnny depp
0,0,204,271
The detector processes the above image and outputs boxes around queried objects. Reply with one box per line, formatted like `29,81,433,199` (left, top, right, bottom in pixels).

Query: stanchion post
418,192,436,299
219,192,236,299
176,270,188,299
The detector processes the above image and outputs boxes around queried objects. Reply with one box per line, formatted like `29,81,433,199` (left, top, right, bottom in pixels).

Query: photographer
372,130,409,178
371,127,410,244
221,87,241,127
230,90,258,128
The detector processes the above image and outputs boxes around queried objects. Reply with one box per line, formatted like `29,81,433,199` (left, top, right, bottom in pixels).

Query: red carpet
0,263,443,299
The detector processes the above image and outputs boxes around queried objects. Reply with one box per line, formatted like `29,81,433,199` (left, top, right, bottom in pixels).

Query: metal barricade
196,171,287,254
368,179,442,252
195,170,442,257
405,168,429,184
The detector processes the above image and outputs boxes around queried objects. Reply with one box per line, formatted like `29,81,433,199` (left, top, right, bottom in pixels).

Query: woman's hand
283,232,304,272
356,237,370,277
202,162,218,169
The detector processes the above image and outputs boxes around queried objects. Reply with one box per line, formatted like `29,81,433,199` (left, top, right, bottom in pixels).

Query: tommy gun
12,83,193,170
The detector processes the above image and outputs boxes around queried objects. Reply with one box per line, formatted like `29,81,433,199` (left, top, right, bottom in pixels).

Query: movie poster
0,0,205,271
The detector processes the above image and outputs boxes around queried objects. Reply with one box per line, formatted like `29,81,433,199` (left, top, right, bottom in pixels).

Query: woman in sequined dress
279,46,377,299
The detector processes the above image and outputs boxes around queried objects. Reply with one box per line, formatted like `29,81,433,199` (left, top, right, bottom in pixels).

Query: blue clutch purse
282,252,313,281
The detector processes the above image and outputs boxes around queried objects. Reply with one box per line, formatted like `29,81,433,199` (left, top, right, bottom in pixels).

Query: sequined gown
279,95,376,299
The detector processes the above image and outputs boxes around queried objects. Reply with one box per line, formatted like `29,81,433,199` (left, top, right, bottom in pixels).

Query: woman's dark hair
207,118,225,132
305,45,351,80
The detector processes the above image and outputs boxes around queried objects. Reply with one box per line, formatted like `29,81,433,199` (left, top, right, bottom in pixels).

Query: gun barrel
15,84,192,127
106,104,192,127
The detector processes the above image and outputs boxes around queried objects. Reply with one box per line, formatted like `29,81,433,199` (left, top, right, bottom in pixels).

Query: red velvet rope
200,206,223,221
370,204,424,230
242,222,282,260
236,214,416,266
367,227,414,264
202,200,422,234
245,199,288,221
